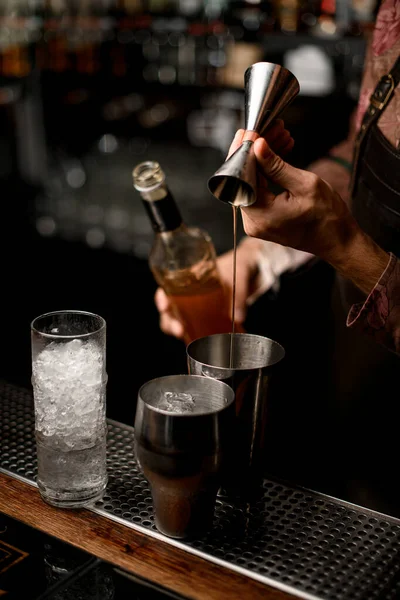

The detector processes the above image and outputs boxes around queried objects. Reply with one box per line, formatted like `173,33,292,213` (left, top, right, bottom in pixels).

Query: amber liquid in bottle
133,160,239,344
161,260,234,343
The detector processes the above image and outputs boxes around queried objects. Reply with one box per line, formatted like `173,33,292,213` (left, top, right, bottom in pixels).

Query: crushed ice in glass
32,338,104,449
158,391,195,413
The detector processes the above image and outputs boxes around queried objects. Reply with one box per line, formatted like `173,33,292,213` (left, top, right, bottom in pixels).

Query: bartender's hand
230,130,390,296
155,237,264,340
154,119,294,341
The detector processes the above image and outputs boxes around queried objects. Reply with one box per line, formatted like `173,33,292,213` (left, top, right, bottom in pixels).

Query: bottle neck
140,186,183,234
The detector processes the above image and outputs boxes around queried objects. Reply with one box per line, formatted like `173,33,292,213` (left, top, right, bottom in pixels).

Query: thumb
254,137,306,190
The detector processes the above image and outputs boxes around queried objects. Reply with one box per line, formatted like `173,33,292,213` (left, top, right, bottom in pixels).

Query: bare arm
329,227,390,296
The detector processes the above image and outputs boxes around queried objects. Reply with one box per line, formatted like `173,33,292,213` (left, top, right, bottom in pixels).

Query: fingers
154,287,169,312
277,137,295,157
265,118,285,143
227,121,294,163
265,119,294,157
159,312,185,339
154,288,185,340
253,137,306,191
227,129,245,159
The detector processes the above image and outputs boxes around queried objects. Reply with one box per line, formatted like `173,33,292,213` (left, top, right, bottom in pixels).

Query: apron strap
349,55,400,198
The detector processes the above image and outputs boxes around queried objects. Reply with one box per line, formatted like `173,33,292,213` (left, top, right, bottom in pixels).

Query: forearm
327,227,390,296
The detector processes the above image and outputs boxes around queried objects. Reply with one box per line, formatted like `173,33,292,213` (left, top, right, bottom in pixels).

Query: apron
255,58,400,518
331,55,400,518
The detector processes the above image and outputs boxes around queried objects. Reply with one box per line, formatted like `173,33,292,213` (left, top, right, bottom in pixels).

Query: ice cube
32,338,104,441
157,391,196,413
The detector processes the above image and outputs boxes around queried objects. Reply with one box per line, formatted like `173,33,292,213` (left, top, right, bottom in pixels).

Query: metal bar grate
1,380,400,600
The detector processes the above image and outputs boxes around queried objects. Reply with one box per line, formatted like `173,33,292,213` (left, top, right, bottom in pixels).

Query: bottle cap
132,160,166,193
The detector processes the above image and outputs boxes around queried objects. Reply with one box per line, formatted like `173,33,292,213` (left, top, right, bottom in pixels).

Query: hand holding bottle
134,160,237,344
155,237,262,340
154,119,294,341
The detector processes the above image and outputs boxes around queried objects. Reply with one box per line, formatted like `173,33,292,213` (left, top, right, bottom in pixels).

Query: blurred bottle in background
0,0,47,188
133,159,241,344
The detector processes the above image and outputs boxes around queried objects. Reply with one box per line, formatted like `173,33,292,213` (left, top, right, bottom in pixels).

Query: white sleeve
247,240,314,305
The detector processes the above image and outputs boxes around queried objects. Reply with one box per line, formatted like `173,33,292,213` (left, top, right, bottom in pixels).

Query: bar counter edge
0,471,300,600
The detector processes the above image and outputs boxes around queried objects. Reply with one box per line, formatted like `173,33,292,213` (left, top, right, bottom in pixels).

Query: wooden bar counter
0,472,298,600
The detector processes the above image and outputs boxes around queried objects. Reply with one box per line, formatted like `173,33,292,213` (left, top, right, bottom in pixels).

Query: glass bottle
132,159,236,344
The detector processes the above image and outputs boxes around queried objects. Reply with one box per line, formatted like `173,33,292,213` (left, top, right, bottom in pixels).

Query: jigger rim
187,332,285,371
207,174,255,208
31,309,106,340
138,374,235,417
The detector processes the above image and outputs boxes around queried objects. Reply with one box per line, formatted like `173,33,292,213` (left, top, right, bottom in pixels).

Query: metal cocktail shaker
187,333,285,498
134,374,235,539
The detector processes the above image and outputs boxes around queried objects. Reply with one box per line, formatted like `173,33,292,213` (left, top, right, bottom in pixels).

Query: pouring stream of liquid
230,206,239,369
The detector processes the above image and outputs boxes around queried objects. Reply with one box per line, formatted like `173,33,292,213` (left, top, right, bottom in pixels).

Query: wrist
329,227,390,295
329,138,355,165
325,154,352,173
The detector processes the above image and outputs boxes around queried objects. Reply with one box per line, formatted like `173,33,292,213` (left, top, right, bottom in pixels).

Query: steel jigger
208,62,300,208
